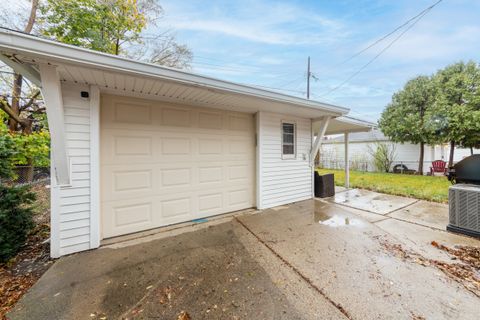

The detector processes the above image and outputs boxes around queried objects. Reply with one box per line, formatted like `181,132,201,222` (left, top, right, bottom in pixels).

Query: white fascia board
325,128,374,135
0,29,348,116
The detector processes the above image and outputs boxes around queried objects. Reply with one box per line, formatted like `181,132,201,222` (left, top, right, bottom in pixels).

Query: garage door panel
228,114,254,131
160,197,192,218
102,97,156,127
198,111,223,129
102,164,253,203
101,95,254,238
102,201,155,238
161,137,192,155
113,169,153,192
160,168,192,187
161,107,191,127
198,166,223,184
101,131,157,164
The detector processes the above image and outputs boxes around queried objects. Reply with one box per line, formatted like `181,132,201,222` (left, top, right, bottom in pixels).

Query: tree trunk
8,0,38,132
115,38,120,55
8,74,23,131
470,147,474,155
24,0,38,33
418,142,424,175
23,119,34,182
448,141,455,167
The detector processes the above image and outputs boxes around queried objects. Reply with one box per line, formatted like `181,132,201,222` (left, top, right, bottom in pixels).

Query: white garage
0,29,374,257
100,95,255,238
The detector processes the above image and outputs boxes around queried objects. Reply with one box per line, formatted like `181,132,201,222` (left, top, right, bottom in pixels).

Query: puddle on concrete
314,210,365,227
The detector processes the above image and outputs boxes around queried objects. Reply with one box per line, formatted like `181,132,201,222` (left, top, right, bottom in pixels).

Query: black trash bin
314,172,335,198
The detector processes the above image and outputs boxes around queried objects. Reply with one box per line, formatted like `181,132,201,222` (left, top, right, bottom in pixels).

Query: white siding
258,111,312,208
53,83,93,256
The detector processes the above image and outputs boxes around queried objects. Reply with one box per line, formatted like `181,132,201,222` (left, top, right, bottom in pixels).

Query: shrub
368,141,397,173
0,184,36,263
0,129,16,179
0,125,36,263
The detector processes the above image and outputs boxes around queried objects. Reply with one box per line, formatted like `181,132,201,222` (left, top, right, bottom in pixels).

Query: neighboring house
0,29,373,258
320,129,478,173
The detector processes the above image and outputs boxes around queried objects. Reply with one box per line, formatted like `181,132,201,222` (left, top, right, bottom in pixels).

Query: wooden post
344,132,350,189
38,64,70,185
310,116,331,166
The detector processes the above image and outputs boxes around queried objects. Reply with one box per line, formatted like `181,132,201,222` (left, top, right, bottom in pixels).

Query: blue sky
154,0,480,121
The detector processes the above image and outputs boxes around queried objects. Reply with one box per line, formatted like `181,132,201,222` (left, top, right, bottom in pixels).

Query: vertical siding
57,83,92,255
320,140,479,174
258,112,312,208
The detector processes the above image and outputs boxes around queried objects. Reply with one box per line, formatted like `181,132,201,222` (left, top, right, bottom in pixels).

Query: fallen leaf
177,311,191,320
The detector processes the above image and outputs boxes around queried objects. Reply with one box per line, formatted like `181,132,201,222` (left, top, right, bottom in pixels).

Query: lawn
316,169,451,203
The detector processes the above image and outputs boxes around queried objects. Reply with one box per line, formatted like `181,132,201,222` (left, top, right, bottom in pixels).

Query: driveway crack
234,217,353,320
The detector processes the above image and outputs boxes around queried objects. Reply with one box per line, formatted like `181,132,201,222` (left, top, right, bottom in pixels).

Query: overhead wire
335,0,443,68
317,1,441,98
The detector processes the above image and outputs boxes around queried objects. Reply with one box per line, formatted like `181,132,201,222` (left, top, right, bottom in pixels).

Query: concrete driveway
9,189,480,320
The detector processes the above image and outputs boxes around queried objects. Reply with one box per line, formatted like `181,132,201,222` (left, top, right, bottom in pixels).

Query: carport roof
0,28,372,132
315,116,376,135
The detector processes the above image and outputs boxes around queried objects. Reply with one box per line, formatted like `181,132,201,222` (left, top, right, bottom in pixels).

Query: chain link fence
318,158,441,175
0,166,50,185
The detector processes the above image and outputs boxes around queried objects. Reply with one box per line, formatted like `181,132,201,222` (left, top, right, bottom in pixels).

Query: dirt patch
0,182,53,319
380,239,480,298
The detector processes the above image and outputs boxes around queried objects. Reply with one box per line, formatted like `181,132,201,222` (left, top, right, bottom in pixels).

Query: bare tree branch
20,90,41,111
0,95,25,125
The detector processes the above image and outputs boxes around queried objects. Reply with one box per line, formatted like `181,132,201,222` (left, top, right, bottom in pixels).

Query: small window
282,122,296,159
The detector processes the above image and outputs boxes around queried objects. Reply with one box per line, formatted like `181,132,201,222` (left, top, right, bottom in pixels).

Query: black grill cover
450,154,480,185
314,172,335,198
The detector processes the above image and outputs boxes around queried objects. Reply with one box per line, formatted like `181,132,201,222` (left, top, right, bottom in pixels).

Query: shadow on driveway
9,223,304,320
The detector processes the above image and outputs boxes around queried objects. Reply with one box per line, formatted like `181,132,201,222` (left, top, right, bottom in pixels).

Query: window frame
281,121,296,159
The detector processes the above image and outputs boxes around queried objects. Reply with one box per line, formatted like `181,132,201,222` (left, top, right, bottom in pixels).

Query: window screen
282,122,295,157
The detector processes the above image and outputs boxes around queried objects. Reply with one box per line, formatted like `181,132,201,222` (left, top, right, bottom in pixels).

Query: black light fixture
80,91,89,98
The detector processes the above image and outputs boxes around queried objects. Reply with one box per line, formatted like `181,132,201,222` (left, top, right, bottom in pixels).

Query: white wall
320,139,479,174
51,83,97,257
257,111,312,209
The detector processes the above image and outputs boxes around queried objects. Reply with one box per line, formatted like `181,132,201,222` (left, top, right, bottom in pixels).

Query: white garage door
100,95,255,238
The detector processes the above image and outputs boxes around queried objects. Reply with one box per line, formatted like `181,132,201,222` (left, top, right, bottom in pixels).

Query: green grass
317,169,451,203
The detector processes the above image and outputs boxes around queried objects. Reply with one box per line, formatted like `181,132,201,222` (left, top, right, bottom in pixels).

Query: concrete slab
374,218,480,263
331,188,418,215
388,200,449,230
315,198,386,223
8,223,309,320
238,200,479,320
335,186,348,193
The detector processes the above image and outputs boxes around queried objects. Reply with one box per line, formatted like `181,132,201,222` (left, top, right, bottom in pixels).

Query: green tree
379,76,438,174
433,61,480,165
39,0,192,65
40,0,145,55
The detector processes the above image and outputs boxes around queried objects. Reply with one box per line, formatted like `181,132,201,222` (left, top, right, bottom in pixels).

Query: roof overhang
0,28,350,119
315,116,376,135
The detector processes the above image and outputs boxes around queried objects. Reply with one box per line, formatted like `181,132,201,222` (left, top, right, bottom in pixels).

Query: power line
274,74,306,89
242,83,305,94
191,61,297,77
194,55,304,70
336,0,443,67
317,3,439,98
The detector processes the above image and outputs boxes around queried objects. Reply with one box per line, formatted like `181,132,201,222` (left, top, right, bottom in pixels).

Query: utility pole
307,56,311,99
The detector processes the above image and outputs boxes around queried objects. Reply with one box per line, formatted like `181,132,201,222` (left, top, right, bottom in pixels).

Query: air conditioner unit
448,184,480,238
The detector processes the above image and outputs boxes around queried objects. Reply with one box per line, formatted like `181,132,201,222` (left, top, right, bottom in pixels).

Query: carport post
344,132,350,189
